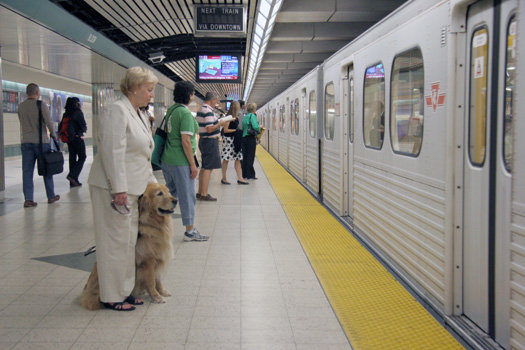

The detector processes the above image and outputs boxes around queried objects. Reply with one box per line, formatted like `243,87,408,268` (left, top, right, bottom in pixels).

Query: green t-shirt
161,104,199,166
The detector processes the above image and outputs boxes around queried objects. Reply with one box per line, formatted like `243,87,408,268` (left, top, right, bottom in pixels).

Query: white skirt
221,136,243,161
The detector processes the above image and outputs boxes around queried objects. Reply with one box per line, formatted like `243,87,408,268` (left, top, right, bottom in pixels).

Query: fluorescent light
259,0,271,17
255,23,265,38
243,0,284,101
257,12,267,27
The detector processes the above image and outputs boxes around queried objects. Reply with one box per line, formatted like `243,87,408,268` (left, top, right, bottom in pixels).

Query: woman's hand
113,192,128,205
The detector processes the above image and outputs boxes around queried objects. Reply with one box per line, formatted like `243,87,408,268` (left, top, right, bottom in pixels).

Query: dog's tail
79,262,102,310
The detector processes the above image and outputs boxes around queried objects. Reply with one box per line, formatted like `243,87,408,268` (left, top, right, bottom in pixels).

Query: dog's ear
138,193,148,214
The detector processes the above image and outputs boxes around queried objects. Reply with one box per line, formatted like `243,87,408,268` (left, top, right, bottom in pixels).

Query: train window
280,105,286,132
503,16,516,173
290,101,295,135
391,48,424,156
294,98,300,135
272,109,277,130
309,90,316,137
363,63,385,149
469,27,489,166
325,83,335,140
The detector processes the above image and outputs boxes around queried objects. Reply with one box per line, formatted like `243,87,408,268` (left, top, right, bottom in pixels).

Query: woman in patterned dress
220,101,249,185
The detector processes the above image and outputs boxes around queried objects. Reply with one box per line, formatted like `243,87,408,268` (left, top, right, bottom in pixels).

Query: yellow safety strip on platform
257,147,464,349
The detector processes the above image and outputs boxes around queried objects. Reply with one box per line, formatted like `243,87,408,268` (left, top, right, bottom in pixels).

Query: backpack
58,115,74,143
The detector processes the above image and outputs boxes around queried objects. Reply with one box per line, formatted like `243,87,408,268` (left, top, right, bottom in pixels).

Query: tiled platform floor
0,148,351,349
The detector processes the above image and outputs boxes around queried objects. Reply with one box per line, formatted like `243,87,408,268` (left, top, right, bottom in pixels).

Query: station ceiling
50,0,406,107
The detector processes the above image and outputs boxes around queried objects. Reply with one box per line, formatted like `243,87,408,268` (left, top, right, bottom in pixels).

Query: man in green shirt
161,81,207,241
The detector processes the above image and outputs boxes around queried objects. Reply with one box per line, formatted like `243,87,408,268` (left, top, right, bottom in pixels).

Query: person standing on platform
241,103,261,180
195,92,225,201
18,83,60,208
59,97,87,187
161,81,209,241
220,101,248,185
87,66,158,311
237,100,246,129
139,104,155,132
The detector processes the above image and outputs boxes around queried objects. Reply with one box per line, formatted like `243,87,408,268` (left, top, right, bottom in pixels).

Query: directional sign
194,5,246,37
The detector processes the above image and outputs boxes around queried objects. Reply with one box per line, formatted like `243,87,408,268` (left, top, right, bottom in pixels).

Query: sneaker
196,193,202,200
48,195,60,204
23,200,37,208
184,229,209,242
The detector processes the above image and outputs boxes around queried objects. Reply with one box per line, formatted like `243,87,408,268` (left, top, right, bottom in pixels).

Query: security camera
148,52,166,64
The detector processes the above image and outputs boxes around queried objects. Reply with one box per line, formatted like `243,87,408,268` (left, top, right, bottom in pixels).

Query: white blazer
88,96,156,196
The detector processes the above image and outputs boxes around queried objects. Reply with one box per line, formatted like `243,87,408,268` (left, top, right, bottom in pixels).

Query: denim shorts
198,137,221,170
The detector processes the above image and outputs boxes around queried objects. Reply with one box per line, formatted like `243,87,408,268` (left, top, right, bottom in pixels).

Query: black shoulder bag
247,114,260,136
37,100,64,176
151,104,182,170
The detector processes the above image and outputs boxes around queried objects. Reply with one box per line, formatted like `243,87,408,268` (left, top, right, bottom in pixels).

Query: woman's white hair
120,66,159,95
247,103,257,113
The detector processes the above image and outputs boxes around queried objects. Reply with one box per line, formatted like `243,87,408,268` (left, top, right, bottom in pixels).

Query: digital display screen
196,54,241,83
365,64,385,79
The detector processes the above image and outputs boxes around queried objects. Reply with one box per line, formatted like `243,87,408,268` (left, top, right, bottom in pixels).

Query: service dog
80,183,176,310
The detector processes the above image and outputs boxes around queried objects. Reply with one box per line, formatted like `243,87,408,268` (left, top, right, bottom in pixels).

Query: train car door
305,89,319,195
344,66,355,219
462,0,515,340
302,89,307,182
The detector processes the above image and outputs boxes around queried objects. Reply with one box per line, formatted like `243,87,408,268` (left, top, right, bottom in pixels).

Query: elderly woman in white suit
88,67,158,311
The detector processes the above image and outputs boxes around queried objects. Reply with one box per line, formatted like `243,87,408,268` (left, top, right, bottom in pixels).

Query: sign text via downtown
194,5,246,36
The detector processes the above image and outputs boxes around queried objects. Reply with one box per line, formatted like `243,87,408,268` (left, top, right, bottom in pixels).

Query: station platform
0,146,463,349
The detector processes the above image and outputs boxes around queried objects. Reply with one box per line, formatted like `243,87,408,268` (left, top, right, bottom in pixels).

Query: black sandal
125,295,144,305
101,302,136,311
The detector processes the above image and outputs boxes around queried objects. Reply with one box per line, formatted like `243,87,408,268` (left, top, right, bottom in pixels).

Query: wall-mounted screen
196,54,241,83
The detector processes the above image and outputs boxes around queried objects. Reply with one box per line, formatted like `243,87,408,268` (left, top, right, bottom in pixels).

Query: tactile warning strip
257,147,464,349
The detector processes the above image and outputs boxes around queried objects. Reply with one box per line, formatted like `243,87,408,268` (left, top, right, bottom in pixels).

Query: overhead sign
194,5,246,36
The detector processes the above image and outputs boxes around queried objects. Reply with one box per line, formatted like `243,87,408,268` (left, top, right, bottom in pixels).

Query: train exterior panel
350,0,449,307
277,95,289,168
509,0,524,348
287,89,303,180
259,0,522,348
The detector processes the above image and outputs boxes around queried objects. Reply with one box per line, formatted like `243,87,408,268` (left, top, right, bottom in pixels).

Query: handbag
37,101,64,176
151,104,182,169
233,129,243,153
247,114,260,136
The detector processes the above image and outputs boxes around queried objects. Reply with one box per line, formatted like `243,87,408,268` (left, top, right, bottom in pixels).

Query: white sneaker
184,229,209,242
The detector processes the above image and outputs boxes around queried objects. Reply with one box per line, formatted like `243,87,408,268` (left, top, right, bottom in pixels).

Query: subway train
257,0,523,348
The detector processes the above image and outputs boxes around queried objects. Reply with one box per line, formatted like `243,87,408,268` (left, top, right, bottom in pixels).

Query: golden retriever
80,183,176,310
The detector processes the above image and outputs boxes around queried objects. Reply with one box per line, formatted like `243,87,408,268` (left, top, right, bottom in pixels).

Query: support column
91,84,116,155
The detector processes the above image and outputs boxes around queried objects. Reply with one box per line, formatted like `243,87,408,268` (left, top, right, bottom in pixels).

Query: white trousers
89,185,139,303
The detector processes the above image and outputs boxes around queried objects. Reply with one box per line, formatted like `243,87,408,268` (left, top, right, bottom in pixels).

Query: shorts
198,137,221,170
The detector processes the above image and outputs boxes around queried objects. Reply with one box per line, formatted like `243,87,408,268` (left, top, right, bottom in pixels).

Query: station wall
2,60,92,157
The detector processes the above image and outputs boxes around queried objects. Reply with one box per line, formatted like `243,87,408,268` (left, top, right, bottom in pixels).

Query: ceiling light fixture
243,0,283,102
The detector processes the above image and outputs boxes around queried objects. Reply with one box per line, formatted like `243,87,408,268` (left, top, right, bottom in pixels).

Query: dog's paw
158,288,171,297
151,295,165,303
